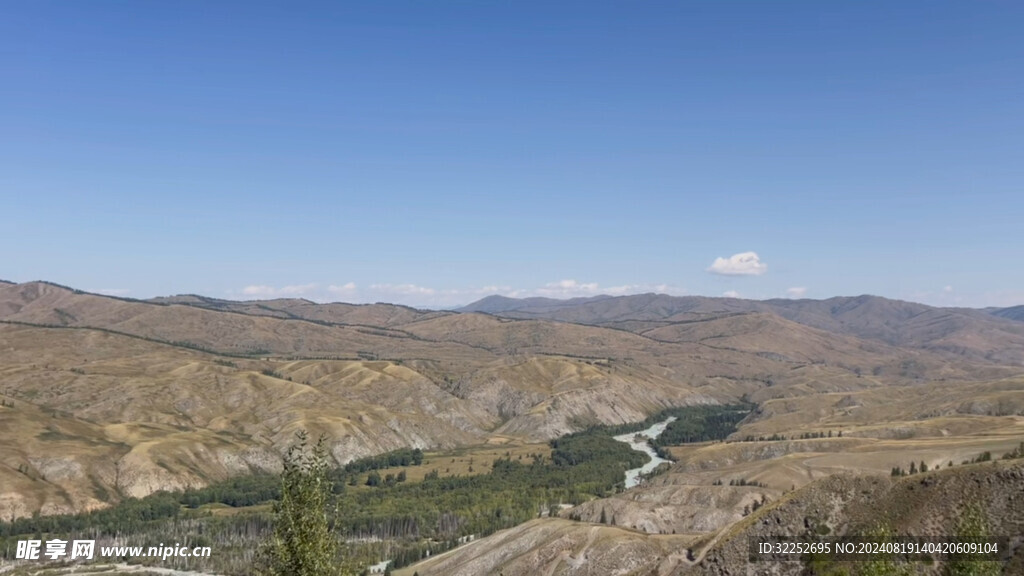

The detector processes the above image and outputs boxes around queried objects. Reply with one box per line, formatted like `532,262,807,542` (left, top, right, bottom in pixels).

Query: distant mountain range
461,291,1024,326
459,292,1024,365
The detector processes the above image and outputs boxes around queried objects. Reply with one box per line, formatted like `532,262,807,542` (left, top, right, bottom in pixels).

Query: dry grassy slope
739,376,1024,436
0,282,485,361
0,325,483,441
401,312,674,358
393,518,694,576
5,282,987,419
0,324,497,516
151,294,451,327
559,377,1024,543
398,311,969,386
0,320,743,515
681,460,1024,576
401,313,780,386
640,312,948,370
399,461,1024,576
567,482,778,536
560,419,1024,539
1,283,764,380
668,425,1024,476
447,358,701,439
2,282,996,387
0,397,127,518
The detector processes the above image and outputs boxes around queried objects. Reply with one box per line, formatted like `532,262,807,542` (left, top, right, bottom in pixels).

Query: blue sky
2,2,1022,308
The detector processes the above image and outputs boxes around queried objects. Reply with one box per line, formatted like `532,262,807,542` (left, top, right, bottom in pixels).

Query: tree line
0,427,653,574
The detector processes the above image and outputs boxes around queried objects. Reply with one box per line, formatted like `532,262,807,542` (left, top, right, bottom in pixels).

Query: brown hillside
2,280,1023,522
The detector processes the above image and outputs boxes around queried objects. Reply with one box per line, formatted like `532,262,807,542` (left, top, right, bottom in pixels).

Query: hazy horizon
3,276,1020,312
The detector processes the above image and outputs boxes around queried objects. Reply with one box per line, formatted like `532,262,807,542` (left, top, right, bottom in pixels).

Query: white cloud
242,283,319,298
370,283,436,296
327,282,357,295
603,284,643,296
535,279,601,298
707,252,767,276
906,288,965,307
530,280,686,299
722,290,741,298
786,287,807,298
229,280,686,308
94,288,131,297
240,285,274,297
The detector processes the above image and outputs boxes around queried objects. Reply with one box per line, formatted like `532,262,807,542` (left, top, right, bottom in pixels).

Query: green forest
651,404,752,447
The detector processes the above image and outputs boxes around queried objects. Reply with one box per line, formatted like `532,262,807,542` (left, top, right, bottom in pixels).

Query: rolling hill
2,280,1023,555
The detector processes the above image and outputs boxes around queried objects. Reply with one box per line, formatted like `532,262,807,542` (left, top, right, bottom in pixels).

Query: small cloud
654,284,688,296
722,290,741,298
328,282,357,295
229,279,686,308
536,279,601,297
604,285,639,296
786,287,807,298
370,283,436,296
95,288,131,297
241,285,273,297
241,283,319,298
707,252,767,276
906,288,966,307
498,280,687,299
514,281,689,299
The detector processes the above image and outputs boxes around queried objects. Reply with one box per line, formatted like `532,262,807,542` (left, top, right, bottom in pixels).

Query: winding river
613,416,676,489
